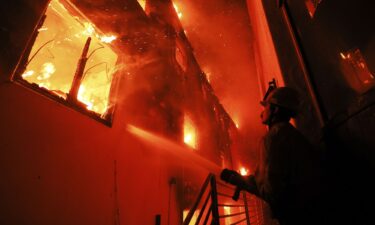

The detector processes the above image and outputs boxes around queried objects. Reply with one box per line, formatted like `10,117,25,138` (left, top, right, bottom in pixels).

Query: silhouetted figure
221,87,322,225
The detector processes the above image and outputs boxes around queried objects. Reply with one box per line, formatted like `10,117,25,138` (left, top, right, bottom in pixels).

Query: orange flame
239,167,249,176
21,0,119,116
184,115,197,149
83,22,117,44
173,3,183,19
137,0,146,11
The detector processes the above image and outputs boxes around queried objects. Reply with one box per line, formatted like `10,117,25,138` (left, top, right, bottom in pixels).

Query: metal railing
183,174,264,225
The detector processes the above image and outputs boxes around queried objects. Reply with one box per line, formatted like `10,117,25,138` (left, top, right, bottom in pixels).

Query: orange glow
99,35,117,43
205,72,211,83
77,85,93,111
21,70,35,79
339,48,375,93
137,0,146,11
37,27,48,32
232,116,240,129
184,115,197,149
21,0,119,116
224,206,232,224
82,22,117,44
183,209,199,224
239,167,249,176
173,3,183,19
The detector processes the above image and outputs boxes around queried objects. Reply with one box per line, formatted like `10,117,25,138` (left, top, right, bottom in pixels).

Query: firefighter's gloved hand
221,169,249,201
220,169,259,197
220,169,243,186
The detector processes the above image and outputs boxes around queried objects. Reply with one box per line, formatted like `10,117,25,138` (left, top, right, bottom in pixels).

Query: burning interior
16,0,119,121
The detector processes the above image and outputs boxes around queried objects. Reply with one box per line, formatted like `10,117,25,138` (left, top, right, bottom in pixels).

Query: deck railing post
243,192,251,225
210,175,220,225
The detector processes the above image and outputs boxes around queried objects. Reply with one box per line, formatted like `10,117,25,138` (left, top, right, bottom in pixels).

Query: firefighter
222,87,322,225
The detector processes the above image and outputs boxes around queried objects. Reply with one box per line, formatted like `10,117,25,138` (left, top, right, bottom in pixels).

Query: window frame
10,0,120,127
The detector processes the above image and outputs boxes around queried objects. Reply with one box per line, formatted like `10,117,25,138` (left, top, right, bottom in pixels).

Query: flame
232,116,239,128
340,52,346,59
22,70,35,78
37,62,56,80
83,22,95,36
137,0,146,11
173,3,183,19
239,167,249,176
100,35,117,43
38,81,51,89
38,27,48,32
184,115,197,149
224,206,232,224
78,85,94,110
83,22,117,44
20,0,119,117
206,72,211,82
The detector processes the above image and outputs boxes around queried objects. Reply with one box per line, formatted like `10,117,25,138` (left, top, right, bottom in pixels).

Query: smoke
175,0,266,168
72,0,265,168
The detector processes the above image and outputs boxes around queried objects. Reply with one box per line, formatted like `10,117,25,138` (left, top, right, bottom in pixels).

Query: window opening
340,48,375,93
183,114,197,149
16,0,119,121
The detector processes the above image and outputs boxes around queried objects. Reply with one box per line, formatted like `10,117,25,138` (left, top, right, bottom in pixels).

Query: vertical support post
155,214,161,225
243,192,251,225
210,175,220,225
279,2,327,126
68,37,91,105
255,198,260,225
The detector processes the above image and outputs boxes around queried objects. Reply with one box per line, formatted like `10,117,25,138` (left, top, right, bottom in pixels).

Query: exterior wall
0,81,209,225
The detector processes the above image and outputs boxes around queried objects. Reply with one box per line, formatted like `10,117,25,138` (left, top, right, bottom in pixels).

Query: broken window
340,48,375,93
15,0,119,123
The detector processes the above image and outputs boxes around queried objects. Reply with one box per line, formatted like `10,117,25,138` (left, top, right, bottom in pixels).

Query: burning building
0,0,242,224
1,0,374,224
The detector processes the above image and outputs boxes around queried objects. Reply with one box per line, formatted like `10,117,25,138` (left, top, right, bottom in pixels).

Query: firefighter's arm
220,169,260,200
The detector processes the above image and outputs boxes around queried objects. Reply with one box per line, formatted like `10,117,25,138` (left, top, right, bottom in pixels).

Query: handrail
230,218,247,225
210,175,220,225
183,173,264,225
183,174,212,225
219,211,246,218
195,190,211,225
218,204,246,207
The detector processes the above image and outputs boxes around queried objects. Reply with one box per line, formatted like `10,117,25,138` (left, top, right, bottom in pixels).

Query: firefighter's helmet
260,87,300,116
